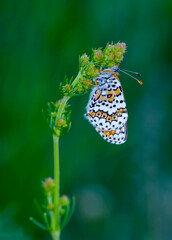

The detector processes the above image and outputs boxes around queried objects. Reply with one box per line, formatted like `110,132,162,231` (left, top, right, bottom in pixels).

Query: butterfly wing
96,123,127,144
85,75,128,144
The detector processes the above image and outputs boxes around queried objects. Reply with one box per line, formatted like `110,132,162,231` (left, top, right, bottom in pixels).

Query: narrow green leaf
67,197,76,221
60,197,76,231
43,213,51,231
60,201,70,230
29,217,47,231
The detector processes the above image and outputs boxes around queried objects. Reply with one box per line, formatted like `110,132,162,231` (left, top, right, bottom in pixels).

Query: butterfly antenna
119,69,143,85
121,69,141,76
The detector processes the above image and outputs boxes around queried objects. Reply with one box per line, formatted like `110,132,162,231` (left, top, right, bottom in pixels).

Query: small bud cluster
103,42,126,67
59,195,69,215
59,195,75,230
31,178,75,232
59,76,76,97
78,42,126,93
76,54,99,93
42,178,55,211
42,177,55,193
43,100,71,137
92,49,104,64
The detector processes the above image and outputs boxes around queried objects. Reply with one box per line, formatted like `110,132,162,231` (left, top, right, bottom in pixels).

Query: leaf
60,197,76,231
29,217,47,231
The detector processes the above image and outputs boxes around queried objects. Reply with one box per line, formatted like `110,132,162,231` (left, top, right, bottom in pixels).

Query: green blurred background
0,0,172,239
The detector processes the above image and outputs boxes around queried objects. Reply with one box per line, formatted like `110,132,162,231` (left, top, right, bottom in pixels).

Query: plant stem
52,135,60,240
55,96,70,125
51,72,82,240
71,71,82,88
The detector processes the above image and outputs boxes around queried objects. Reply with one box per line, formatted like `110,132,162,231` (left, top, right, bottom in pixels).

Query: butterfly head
112,63,120,72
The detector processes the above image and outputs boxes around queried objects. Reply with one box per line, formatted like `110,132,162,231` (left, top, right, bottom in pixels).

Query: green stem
55,96,70,125
51,71,82,240
52,135,60,240
71,71,82,88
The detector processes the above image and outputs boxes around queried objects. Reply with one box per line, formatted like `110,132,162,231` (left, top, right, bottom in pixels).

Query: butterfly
85,63,142,144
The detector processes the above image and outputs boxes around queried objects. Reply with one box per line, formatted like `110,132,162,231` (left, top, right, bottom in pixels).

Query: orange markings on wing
99,95,105,102
94,90,101,100
103,130,116,137
107,90,114,102
108,95,114,102
102,113,107,118
118,109,122,115
107,116,112,122
114,88,121,96
103,130,110,136
89,111,95,117
102,70,114,73
107,90,113,95
115,75,120,81
96,111,102,117
112,114,117,120
122,108,126,112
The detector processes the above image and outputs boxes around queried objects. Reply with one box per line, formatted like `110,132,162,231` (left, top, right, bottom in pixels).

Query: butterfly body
85,67,128,144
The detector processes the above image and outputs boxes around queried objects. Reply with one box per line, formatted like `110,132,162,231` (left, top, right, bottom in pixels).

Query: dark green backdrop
0,0,172,239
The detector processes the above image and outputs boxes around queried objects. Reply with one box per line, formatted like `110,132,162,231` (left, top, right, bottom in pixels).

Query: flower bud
92,49,104,63
57,119,67,128
62,84,73,96
60,195,69,207
46,203,54,211
115,42,126,52
80,54,90,67
102,42,127,67
42,178,55,192
85,63,99,78
55,100,62,109
51,112,56,118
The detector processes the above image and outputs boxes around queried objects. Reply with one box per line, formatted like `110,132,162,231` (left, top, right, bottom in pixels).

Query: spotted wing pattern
85,73,128,144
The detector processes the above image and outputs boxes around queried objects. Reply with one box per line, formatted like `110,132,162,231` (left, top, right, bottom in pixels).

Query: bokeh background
0,0,172,239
